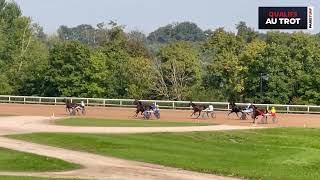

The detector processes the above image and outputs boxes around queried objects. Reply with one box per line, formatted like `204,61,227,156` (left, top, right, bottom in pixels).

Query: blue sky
14,0,319,34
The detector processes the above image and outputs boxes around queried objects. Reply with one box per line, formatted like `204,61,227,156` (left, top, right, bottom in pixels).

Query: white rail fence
0,95,320,114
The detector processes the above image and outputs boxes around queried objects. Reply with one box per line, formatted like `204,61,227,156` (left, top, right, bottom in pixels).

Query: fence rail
1,95,320,114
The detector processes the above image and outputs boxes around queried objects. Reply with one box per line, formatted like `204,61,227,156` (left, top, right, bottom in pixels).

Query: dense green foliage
1,0,320,104
10,128,320,180
55,118,212,127
0,147,80,171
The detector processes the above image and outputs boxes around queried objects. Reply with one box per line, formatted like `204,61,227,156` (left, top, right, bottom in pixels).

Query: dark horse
189,102,207,118
65,99,76,113
133,100,150,117
64,99,78,115
250,104,266,123
228,102,242,118
65,99,86,115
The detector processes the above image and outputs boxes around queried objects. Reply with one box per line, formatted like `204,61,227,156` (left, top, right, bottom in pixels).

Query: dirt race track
1,103,320,180
1,103,320,128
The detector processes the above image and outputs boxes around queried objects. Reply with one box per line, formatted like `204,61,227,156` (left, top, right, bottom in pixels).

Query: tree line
1,0,320,105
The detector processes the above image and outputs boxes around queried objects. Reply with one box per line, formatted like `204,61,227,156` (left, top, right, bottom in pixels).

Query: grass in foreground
8,128,320,180
0,148,81,172
55,118,213,127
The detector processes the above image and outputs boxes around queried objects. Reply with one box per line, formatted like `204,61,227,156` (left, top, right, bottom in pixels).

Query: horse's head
133,100,142,105
188,101,195,108
64,98,71,105
133,99,138,105
250,104,257,110
229,102,236,108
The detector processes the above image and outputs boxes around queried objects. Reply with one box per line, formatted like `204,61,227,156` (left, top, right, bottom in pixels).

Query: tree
148,22,205,43
125,57,156,99
99,25,130,98
236,21,258,43
156,41,201,100
202,28,246,101
44,41,92,97
0,74,13,94
0,0,49,96
58,24,96,46
126,30,150,58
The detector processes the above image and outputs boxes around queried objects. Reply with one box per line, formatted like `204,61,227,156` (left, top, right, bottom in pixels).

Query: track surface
1,103,320,128
0,116,250,180
0,104,262,180
0,103,319,180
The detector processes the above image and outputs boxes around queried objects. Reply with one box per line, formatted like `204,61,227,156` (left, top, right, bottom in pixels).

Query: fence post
120,100,122,107
287,106,289,113
86,99,89,106
103,99,106,107
172,102,175,109
54,98,57,105
307,106,310,113
23,97,26,104
39,97,41,104
70,98,72,103
8,96,10,103
227,104,230,111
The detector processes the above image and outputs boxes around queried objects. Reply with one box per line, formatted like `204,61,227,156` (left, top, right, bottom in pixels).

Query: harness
256,109,264,116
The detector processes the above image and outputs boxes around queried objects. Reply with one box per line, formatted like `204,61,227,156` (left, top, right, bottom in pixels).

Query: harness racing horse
189,102,207,119
250,104,266,124
65,100,76,114
133,100,150,117
65,99,85,116
228,102,243,118
133,100,159,119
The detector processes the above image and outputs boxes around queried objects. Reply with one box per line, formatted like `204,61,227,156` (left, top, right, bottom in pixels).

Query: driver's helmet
150,103,156,109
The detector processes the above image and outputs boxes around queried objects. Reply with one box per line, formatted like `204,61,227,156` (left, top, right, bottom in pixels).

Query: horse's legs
196,111,201,118
190,111,195,117
252,115,256,123
228,111,233,117
82,108,86,115
134,110,139,117
235,112,240,118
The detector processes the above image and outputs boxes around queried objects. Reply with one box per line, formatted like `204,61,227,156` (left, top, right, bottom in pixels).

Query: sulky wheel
144,111,151,120
211,112,216,119
240,113,247,120
154,112,160,119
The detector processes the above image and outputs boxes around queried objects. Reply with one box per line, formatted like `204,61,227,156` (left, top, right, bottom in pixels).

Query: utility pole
260,73,263,103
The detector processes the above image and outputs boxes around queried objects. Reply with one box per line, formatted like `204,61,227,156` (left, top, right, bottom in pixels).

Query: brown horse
250,104,266,123
65,99,76,113
65,99,84,115
133,100,146,117
189,102,207,118
133,100,155,117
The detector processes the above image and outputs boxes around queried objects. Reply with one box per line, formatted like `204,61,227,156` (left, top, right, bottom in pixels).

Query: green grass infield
55,118,214,127
9,128,320,180
0,148,81,172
